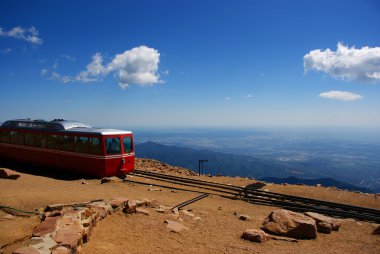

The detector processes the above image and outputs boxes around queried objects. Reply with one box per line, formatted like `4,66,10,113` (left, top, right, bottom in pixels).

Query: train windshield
105,137,121,155
123,136,133,153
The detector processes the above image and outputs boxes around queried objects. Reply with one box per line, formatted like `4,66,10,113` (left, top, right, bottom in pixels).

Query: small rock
148,188,162,191
242,229,271,243
239,215,251,221
373,225,380,235
145,199,159,208
12,246,40,254
110,197,129,209
32,216,61,237
317,222,332,234
2,214,15,219
193,217,202,221
218,207,222,210
165,220,189,233
172,207,179,215
100,176,121,184
0,168,21,179
181,210,195,217
81,181,88,185
135,200,147,207
136,207,150,216
122,200,137,214
51,246,71,254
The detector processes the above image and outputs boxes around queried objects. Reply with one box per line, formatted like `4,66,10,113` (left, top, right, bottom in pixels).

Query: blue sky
1,0,380,128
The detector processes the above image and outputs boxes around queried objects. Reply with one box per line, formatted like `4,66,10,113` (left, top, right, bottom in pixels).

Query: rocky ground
0,158,379,254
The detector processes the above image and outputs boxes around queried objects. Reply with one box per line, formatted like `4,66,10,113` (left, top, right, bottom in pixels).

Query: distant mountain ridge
135,141,374,193
260,176,372,193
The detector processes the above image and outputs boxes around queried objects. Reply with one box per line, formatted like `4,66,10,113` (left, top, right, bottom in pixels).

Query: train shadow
0,159,98,181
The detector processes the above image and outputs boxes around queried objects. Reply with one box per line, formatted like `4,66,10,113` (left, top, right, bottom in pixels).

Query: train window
40,134,48,148
123,137,133,153
25,133,35,146
75,136,89,153
105,138,121,155
0,131,10,143
90,138,101,154
61,136,74,151
10,131,24,145
48,135,60,149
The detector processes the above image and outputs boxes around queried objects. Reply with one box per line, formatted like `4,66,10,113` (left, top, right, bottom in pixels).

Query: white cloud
0,26,43,45
107,46,161,89
41,68,72,83
42,46,162,89
61,54,76,62
304,43,380,83
1,48,12,54
75,46,161,89
75,53,106,82
319,90,362,101
225,96,231,101
246,94,253,98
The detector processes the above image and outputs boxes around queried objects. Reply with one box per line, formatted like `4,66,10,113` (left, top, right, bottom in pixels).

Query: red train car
0,119,134,177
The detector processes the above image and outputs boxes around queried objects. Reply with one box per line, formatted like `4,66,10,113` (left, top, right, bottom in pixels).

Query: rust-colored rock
242,229,271,243
165,220,189,233
305,212,341,231
110,197,129,209
262,209,317,239
239,214,251,221
32,216,61,237
373,225,380,235
145,199,159,208
122,200,137,214
12,246,39,254
0,168,21,179
136,207,150,216
317,222,332,234
51,246,72,254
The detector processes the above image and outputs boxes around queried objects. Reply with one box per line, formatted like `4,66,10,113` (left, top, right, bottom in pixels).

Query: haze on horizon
1,0,380,129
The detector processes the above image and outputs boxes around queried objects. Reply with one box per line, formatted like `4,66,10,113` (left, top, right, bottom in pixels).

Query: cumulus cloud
75,46,161,89
0,26,43,45
319,90,362,101
304,43,380,83
42,46,161,89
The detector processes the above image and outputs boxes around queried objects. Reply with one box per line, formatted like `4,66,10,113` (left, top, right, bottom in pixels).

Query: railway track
130,169,380,223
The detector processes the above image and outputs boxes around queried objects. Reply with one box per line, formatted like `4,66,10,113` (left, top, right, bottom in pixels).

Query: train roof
0,119,132,135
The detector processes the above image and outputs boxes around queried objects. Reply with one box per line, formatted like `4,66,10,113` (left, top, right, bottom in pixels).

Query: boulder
262,209,317,239
242,229,271,243
165,220,189,233
305,212,341,231
0,168,21,179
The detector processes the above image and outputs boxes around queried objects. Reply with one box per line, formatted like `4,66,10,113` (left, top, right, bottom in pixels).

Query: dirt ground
1,160,380,254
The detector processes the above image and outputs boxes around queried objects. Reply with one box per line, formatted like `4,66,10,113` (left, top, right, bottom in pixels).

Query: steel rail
134,169,380,216
132,170,380,222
